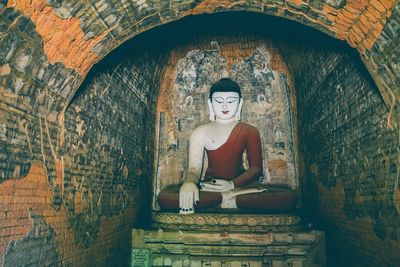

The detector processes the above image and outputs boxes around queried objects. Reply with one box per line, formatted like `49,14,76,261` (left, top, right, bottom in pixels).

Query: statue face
211,92,241,121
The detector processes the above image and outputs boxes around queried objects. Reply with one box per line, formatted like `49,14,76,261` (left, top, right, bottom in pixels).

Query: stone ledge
141,229,322,246
151,211,303,232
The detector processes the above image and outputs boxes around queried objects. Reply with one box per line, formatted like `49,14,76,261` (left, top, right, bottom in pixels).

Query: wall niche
153,35,299,209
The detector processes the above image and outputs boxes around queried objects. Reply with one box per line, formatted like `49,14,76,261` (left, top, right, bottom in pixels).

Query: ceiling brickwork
3,0,399,115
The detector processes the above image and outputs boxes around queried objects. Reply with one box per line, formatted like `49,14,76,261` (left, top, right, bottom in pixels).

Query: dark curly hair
209,78,242,100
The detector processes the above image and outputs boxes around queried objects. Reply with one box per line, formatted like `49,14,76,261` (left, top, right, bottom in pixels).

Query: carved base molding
132,212,325,267
152,212,303,232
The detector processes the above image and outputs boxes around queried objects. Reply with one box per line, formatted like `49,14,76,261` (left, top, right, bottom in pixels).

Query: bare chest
204,123,238,150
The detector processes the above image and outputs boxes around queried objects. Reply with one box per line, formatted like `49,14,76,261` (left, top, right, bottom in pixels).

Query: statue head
208,78,243,122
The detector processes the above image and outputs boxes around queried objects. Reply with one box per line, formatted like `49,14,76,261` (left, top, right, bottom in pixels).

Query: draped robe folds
157,122,297,212
204,122,262,187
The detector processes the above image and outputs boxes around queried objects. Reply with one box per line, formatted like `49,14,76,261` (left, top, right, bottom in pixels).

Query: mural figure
158,79,296,214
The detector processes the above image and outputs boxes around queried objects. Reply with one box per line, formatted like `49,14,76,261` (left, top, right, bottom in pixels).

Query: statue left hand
199,179,234,192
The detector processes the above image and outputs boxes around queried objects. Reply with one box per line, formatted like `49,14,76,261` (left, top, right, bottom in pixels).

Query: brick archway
5,0,399,117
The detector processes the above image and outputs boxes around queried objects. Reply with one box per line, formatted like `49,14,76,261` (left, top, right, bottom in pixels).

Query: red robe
204,122,263,187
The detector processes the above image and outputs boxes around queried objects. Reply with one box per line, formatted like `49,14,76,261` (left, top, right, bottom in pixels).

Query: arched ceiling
3,0,400,123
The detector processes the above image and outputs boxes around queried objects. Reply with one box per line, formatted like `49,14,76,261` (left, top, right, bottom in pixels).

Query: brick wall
0,26,167,265
281,40,400,266
1,1,400,266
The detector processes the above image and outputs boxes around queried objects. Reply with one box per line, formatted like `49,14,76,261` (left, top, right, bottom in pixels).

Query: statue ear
235,98,243,121
208,99,215,121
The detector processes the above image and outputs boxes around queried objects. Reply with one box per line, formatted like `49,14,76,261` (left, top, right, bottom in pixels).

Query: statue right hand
179,182,199,214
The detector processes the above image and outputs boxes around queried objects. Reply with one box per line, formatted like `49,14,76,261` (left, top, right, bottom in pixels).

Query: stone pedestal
132,212,325,267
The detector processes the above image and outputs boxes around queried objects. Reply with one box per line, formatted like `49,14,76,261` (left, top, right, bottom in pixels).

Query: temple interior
0,1,399,267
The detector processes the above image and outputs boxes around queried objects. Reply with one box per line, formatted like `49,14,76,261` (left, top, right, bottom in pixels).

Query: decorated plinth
132,212,325,267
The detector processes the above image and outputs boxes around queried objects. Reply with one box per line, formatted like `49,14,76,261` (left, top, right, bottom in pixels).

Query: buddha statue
158,78,296,214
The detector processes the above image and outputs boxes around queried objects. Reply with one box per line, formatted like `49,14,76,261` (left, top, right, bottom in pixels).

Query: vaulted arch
4,0,399,117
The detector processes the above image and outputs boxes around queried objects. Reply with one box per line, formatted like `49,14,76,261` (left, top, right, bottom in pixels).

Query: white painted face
211,92,241,121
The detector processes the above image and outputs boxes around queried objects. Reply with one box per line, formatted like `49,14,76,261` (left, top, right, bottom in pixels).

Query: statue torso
203,121,239,151
203,122,260,180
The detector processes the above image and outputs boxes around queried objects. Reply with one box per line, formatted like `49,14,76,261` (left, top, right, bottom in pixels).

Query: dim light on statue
158,78,296,214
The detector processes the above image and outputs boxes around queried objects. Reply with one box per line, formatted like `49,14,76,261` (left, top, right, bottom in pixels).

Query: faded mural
155,44,298,205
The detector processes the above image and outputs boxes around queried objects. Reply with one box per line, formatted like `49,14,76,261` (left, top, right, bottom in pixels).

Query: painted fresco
155,44,298,201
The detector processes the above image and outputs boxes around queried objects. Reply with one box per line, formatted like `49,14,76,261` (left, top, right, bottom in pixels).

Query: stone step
132,212,326,267
132,228,325,267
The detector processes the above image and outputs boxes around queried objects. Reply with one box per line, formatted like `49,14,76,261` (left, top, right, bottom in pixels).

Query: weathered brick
282,41,400,266
371,1,386,13
341,9,359,20
0,1,399,267
356,20,370,35
6,210,29,219
333,18,351,30
336,13,355,24
358,13,374,31
0,227,14,237
349,27,364,42
380,0,394,10
367,6,383,21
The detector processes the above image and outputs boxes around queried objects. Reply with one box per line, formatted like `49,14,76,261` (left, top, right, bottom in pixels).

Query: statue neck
214,118,237,125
